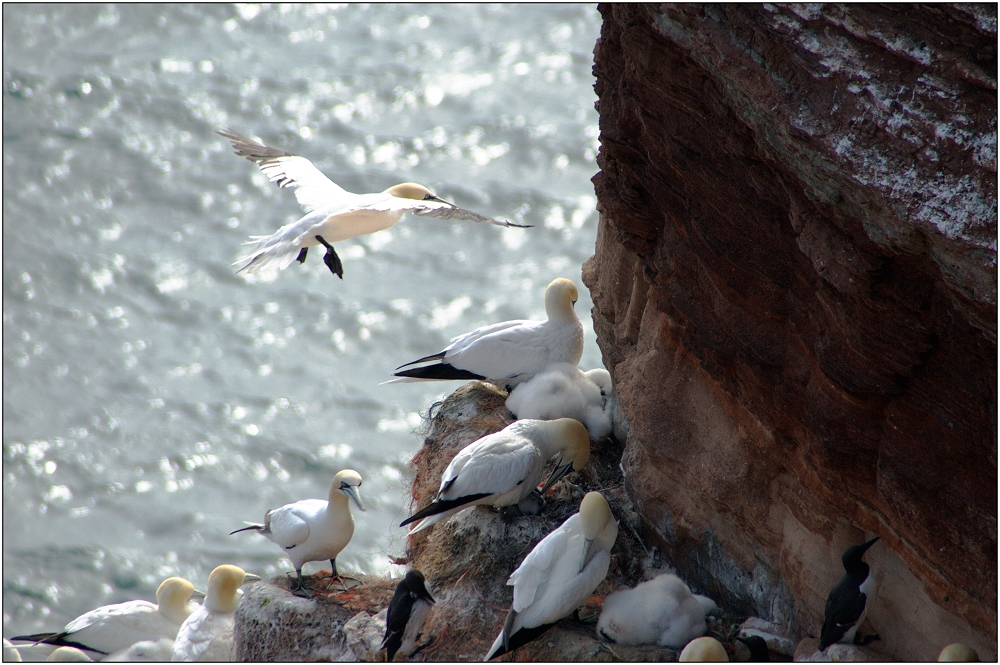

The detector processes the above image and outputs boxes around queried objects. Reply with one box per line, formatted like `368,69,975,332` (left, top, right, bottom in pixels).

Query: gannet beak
540,458,573,495
191,588,208,600
242,573,262,584
580,537,595,573
345,486,367,512
427,194,456,207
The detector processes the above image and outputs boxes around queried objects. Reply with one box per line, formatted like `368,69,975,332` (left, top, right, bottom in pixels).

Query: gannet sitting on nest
218,128,528,279
389,278,583,387
597,573,718,648
170,565,260,662
231,469,366,596
400,418,590,533
484,491,617,660
10,577,204,658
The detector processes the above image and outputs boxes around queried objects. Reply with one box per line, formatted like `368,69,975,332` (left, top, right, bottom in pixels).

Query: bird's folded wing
440,438,537,499
218,129,347,213
447,333,553,381
62,601,156,636
266,509,311,547
508,524,573,611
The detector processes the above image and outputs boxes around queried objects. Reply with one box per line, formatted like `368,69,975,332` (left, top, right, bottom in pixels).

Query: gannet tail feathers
484,623,556,661
392,364,486,382
400,493,492,529
9,635,106,656
229,522,265,536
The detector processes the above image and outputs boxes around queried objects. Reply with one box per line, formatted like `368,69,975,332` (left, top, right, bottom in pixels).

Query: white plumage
597,573,718,648
231,469,365,595
102,637,175,662
9,577,202,658
390,278,584,386
400,419,590,534
171,565,258,662
506,362,612,439
484,492,618,661
218,129,526,278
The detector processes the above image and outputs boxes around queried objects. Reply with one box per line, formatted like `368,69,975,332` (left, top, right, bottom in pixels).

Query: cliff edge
584,4,996,661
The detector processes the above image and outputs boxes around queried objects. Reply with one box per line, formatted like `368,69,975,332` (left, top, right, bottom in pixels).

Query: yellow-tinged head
544,278,579,318
205,565,253,614
679,636,729,662
580,492,612,541
332,469,366,512
156,577,198,623
386,182,446,203
557,418,591,471
939,643,980,662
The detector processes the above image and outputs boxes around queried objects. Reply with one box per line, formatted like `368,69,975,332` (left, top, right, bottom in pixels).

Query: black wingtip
392,364,485,381
399,492,492,527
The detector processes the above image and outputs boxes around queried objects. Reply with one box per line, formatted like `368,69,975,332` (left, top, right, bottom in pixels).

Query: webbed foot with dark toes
315,235,344,279
411,635,434,656
288,571,316,598
296,247,308,264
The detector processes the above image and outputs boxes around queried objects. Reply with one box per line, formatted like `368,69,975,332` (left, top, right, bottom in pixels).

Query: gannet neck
204,565,246,614
386,182,436,201
156,577,197,624
543,278,579,323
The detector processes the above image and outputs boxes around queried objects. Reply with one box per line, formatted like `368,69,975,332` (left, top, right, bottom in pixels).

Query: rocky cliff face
584,4,996,661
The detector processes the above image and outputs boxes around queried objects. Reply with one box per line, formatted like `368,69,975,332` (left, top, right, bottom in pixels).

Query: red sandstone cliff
584,4,996,661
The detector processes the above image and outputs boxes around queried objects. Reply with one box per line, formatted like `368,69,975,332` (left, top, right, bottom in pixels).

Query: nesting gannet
390,278,584,387
938,643,980,662
103,637,175,662
400,419,590,534
679,636,729,662
506,363,612,439
218,129,527,279
819,537,879,650
484,492,618,661
381,569,436,661
230,469,365,596
170,565,259,662
596,573,718,648
10,577,203,657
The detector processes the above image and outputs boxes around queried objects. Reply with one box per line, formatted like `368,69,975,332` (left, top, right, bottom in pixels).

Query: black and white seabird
381,569,436,661
819,536,879,651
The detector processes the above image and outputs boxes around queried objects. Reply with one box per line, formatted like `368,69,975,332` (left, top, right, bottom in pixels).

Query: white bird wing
365,197,526,228
60,601,176,653
508,512,611,631
265,501,324,548
171,607,216,662
219,129,347,213
445,321,560,380
439,431,540,500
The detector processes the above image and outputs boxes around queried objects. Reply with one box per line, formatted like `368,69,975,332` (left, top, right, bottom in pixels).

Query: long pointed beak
191,588,207,600
429,195,457,207
580,538,595,573
540,459,573,494
242,573,262,585
345,486,367,512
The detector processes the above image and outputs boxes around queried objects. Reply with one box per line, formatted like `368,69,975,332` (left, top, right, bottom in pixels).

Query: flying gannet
10,577,204,658
390,278,584,387
218,129,528,279
230,469,366,596
170,565,260,662
484,491,618,660
381,569,436,661
400,419,590,534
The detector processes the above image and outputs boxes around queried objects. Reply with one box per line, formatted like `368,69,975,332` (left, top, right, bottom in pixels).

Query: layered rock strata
585,4,996,662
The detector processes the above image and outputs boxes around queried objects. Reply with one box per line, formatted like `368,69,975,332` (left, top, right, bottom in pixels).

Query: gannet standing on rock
10,577,204,658
230,469,365,596
218,129,527,279
390,278,584,387
596,573,719,648
506,362,612,439
819,536,879,651
381,569,436,662
170,565,260,662
400,419,590,533
484,492,618,661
